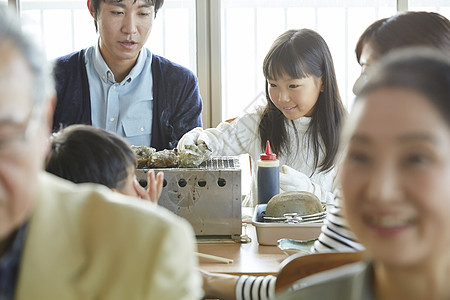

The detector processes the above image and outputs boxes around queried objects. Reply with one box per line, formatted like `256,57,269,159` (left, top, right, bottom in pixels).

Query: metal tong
263,211,326,224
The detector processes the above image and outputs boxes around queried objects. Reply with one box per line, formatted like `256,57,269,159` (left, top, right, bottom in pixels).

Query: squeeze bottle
257,140,280,205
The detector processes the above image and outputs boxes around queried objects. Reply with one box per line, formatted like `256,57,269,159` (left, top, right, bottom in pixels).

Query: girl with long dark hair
179,28,345,207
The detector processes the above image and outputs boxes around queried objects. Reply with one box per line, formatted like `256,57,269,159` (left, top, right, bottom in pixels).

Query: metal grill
199,156,240,169
135,156,242,241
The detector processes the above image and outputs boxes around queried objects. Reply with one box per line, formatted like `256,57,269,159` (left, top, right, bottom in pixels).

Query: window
147,0,196,73
409,0,450,18
20,1,96,60
8,0,450,126
219,0,396,121
19,0,196,72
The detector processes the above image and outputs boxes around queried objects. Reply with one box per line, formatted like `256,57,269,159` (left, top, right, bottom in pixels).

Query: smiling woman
342,87,448,265
278,49,450,300
341,49,450,268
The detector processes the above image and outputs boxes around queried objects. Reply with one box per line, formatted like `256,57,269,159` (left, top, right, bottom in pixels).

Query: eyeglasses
0,105,42,157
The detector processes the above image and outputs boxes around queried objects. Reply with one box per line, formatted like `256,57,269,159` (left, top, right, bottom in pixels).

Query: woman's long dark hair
259,29,346,174
355,12,450,63
358,48,450,127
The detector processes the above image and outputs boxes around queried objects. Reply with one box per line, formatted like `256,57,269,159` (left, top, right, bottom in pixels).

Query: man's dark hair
90,0,165,31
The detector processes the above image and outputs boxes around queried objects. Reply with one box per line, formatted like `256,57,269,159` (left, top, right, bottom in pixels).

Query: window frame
8,0,446,128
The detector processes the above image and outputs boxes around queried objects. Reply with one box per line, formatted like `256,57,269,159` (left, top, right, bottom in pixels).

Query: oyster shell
149,149,178,168
131,145,156,168
133,143,212,169
177,151,204,168
177,143,212,168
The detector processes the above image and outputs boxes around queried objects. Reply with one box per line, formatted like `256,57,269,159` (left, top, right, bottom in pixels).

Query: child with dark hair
179,29,345,208
46,124,163,203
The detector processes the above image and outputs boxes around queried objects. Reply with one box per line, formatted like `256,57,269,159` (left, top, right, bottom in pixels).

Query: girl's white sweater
179,107,336,207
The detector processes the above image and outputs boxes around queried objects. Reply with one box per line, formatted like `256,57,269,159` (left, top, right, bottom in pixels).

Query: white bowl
252,205,323,246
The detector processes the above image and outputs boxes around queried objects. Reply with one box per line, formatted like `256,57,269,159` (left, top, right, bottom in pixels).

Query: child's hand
133,170,164,204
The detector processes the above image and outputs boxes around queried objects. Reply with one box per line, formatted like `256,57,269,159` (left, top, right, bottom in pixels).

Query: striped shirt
313,198,365,253
235,197,365,300
235,275,276,300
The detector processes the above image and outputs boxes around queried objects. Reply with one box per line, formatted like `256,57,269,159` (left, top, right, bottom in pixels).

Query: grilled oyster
177,151,203,168
133,143,212,169
177,143,212,168
131,145,156,168
149,149,178,168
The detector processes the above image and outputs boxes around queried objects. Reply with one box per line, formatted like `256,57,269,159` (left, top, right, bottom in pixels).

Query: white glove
279,165,335,204
177,127,213,163
279,165,315,193
177,127,205,152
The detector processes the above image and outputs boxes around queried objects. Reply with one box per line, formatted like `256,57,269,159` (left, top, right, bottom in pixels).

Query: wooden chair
225,117,236,123
275,251,366,292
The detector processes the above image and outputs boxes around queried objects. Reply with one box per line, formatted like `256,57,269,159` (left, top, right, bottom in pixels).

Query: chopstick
195,252,234,264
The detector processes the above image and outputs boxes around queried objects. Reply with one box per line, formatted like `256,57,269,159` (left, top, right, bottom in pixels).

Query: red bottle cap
260,140,277,160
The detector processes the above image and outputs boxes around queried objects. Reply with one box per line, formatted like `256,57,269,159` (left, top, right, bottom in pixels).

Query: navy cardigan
52,49,203,150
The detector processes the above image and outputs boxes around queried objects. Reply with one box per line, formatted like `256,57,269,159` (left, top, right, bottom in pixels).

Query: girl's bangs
265,46,309,80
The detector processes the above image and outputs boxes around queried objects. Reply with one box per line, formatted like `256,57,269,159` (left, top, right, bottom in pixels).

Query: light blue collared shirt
85,42,153,146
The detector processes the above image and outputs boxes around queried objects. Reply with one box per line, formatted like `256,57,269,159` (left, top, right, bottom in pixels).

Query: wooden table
197,224,290,276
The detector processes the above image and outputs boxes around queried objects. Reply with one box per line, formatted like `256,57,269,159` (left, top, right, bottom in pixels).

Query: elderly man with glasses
0,6,202,300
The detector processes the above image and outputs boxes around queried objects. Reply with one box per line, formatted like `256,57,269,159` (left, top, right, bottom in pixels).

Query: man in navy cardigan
53,0,202,151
